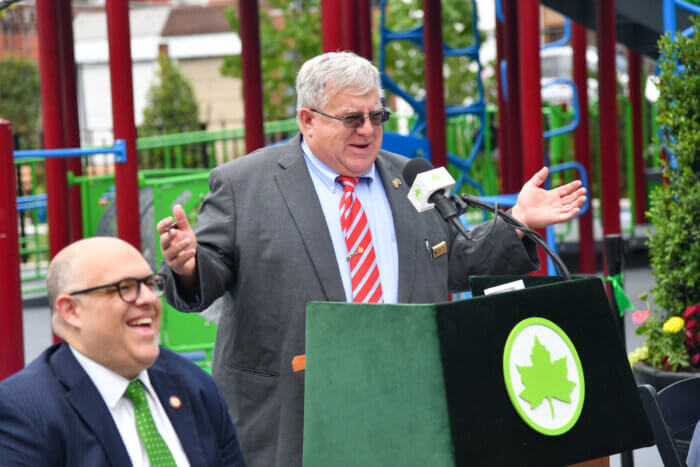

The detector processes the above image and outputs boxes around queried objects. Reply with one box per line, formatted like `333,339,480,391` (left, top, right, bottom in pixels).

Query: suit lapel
274,135,346,302
52,344,131,467
148,358,207,467
375,153,417,303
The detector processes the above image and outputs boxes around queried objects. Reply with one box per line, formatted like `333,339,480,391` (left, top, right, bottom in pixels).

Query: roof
161,5,231,36
73,6,171,40
72,4,239,64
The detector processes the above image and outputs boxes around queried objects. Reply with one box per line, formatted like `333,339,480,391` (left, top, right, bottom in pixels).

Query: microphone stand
448,194,572,281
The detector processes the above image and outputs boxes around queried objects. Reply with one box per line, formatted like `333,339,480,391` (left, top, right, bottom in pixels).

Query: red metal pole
322,0,342,53
341,0,359,53
358,0,373,61
238,0,265,153
573,22,596,273
422,0,447,168
495,15,509,193
36,0,69,259
58,0,83,242
106,0,141,249
627,49,647,225
503,0,523,193
0,120,24,379
517,0,547,274
596,0,622,236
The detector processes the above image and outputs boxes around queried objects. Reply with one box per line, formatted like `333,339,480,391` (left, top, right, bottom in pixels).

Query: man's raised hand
157,204,197,283
511,167,587,230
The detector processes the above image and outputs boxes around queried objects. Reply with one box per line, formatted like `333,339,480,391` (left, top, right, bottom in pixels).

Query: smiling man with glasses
0,237,245,466
157,51,586,466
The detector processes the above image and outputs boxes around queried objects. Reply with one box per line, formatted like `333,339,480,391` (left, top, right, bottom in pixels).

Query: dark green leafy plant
139,54,201,168
0,55,41,133
220,1,484,120
635,16,699,371
221,0,322,121
141,54,200,136
383,0,484,106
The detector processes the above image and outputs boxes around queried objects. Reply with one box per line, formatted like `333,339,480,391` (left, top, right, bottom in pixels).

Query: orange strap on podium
292,354,306,372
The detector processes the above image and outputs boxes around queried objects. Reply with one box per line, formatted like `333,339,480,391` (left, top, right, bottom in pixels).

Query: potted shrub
628,17,700,388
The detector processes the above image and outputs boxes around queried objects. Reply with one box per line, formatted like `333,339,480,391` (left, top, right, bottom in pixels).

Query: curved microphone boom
402,158,571,280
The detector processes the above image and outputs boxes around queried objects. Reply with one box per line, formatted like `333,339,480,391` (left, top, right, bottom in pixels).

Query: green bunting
604,273,634,317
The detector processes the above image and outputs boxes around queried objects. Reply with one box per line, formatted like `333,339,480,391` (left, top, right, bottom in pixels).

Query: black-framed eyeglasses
68,274,166,303
310,108,391,129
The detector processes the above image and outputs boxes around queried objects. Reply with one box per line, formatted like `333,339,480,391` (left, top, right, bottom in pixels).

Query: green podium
303,277,653,466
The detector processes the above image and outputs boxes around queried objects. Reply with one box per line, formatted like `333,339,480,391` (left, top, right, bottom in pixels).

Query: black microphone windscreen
402,157,435,187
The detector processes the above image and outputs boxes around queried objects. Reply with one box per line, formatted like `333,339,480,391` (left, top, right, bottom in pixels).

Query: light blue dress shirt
301,139,399,303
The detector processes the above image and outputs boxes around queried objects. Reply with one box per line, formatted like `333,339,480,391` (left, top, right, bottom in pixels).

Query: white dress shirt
70,346,190,467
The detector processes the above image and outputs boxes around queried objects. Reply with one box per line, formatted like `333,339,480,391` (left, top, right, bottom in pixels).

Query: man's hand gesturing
158,204,198,288
511,167,587,231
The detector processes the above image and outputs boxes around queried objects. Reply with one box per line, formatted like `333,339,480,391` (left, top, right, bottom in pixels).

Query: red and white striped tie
338,176,384,303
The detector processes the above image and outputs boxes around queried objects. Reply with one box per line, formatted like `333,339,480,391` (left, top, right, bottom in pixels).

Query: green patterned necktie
124,380,177,467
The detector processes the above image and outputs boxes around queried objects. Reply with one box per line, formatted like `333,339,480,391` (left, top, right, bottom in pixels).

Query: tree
221,1,322,121
139,54,201,168
220,1,483,120
140,53,200,137
0,55,41,133
382,0,484,106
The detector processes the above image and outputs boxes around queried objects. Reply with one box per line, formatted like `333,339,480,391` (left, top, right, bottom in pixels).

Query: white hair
295,52,384,115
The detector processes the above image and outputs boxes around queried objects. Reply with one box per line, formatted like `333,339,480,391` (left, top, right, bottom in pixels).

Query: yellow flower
662,316,685,333
628,345,651,366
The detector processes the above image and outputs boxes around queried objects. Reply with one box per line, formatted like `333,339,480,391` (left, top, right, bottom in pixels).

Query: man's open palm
511,167,587,230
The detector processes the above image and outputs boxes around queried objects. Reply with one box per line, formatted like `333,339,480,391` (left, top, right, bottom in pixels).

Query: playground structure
1,0,698,383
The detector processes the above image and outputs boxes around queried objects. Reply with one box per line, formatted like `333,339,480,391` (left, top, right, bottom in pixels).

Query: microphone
402,158,466,235
403,157,454,213
402,158,572,279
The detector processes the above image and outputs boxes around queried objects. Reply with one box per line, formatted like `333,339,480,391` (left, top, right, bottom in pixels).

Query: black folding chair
638,378,700,467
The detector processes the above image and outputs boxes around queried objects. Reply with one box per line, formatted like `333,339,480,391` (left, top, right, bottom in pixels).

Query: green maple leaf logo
516,336,576,418
413,188,421,199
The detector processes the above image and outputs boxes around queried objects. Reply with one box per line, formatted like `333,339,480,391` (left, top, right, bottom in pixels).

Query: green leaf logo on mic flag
503,317,585,436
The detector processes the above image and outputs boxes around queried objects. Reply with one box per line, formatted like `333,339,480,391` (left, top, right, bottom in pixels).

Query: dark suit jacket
162,134,538,466
0,343,245,466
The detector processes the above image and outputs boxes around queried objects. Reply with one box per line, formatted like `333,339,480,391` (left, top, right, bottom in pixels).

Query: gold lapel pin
392,178,402,188
169,395,182,410
430,241,447,259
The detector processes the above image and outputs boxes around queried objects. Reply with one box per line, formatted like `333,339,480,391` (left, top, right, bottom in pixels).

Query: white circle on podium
503,317,585,436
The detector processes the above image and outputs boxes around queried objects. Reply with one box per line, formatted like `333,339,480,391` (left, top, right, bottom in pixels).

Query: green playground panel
68,172,117,238
70,169,217,368
146,171,217,367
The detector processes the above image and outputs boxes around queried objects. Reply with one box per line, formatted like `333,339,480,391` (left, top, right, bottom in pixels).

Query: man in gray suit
158,52,586,466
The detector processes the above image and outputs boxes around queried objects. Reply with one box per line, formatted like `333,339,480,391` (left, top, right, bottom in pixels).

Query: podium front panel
304,302,454,466
304,278,652,466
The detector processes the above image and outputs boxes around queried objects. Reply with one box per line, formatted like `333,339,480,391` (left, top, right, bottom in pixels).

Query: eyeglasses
310,108,391,129
68,274,166,303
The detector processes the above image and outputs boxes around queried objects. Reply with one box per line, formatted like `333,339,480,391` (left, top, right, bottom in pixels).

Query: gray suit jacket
162,134,538,467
